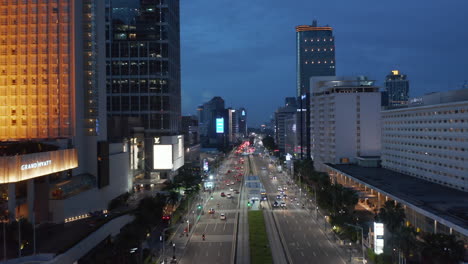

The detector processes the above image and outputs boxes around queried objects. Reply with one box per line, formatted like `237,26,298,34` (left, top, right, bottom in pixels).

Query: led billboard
216,118,224,133
374,222,384,254
153,145,173,170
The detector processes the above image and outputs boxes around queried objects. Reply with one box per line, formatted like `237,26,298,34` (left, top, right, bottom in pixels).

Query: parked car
220,213,226,220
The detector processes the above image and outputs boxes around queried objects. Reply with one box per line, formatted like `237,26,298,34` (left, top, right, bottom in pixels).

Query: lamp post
345,224,365,264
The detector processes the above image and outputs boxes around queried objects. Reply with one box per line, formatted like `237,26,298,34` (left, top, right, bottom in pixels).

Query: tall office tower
296,20,336,159
384,70,409,107
275,100,297,153
199,96,225,147
296,20,336,96
382,88,468,192
227,108,238,144
106,0,183,179
310,76,381,172
238,107,247,137
0,0,129,224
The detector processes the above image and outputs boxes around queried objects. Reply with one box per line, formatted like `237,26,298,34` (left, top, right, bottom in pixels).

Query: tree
262,136,277,152
420,233,465,264
377,201,405,234
391,225,417,260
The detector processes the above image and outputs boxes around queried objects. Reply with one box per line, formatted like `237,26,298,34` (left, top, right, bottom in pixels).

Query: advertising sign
374,222,384,254
216,118,224,133
153,145,173,170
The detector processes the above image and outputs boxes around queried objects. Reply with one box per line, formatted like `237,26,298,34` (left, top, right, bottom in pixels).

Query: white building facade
310,76,381,171
381,89,468,192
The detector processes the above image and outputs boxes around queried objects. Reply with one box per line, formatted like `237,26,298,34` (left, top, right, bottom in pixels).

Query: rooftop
325,164,468,235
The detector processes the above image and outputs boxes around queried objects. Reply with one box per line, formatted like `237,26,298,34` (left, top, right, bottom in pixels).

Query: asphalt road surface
252,153,347,264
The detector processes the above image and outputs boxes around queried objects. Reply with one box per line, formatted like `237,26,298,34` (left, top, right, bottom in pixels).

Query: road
251,153,347,264
178,152,248,264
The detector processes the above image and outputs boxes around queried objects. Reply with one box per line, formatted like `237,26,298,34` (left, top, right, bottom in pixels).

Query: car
226,183,230,186
276,195,282,200
283,186,288,190
261,167,266,170
162,215,171,220
234,189,240,194
283,194,288,199
280,202,286,208
221,192,226,197
227,170,231,173
277,187,282,191
230,181,234,185
220,213,226,220
209,208,215,214
273,201,279,207
226,193,232,198
229,187,234,192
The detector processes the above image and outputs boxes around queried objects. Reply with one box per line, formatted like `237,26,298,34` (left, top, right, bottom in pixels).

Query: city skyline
181,0,468,126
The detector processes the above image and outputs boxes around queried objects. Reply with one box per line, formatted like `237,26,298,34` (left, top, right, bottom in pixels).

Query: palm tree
377,201,405,234
420,233,465,264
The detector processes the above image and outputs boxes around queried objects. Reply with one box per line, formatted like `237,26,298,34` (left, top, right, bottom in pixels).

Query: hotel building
310,76,381,171
382,89,468,191
0,0,130,224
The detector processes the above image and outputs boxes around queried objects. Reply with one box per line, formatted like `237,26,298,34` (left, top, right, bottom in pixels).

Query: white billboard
216,118,224,133
374,222,384,254
153,145,173,170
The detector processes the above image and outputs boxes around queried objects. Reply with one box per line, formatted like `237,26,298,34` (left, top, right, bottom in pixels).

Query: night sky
180,0,468,127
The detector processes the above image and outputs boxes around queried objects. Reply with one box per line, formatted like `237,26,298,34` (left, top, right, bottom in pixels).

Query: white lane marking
297,242,300,247
224,222,227,231
298,226,301,231
206,251,209,256
303,233,306,238
286,220,289,224
301,251,304,257
318,242,322,247
324,251,329,256
328,240,332,246
204,223,209,232
218,250,221,256
313,251,317,257
307,242,311,247
214,222,217,231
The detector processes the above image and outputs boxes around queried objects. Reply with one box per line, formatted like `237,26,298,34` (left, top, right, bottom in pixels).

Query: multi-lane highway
250,151,347,264
178,152,248,264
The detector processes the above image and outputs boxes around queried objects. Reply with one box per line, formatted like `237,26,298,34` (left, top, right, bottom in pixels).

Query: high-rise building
310,76,381,171
106,0,182,179
384,70,409,107
199,97,225,147
227,108,238,144
382,88,468,192
296,20,336,97
275,99,297,153
296,20,336,160
0,0,129,224
238,107,247,137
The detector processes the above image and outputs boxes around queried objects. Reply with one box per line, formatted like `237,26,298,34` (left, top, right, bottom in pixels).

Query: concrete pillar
8,183,16,221
27,179,35,223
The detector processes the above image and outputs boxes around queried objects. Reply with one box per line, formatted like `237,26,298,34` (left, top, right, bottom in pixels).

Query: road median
248,210,273,264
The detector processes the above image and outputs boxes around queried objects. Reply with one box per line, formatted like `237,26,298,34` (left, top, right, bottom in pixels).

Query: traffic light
197,204,202,210
210,196,214,200
247,202,251,207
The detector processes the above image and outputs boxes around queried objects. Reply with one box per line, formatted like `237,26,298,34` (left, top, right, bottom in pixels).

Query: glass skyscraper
296,20,336,159
106,0,181,138
296,20,336,97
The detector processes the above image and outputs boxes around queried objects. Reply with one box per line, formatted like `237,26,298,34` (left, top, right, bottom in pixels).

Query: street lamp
345,223,365,264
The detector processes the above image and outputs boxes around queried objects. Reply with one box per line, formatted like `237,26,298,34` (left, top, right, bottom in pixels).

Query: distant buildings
310,76,381,171
384,70,409,107
296,20,336,159
382,88,468,192
198,97,245,149
106,0,183,180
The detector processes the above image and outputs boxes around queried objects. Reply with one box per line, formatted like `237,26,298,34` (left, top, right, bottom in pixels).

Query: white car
227,193,232,198
220,213,226,220
229,187,234,192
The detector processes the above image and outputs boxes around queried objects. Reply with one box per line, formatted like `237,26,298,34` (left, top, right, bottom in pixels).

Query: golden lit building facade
0,0,74,140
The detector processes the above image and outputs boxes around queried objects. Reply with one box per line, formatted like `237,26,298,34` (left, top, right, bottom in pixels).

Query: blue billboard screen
216,118,224,133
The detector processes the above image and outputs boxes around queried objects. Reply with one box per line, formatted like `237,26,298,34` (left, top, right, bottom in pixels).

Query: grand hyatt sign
21,160,52,171
0,149,78,184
